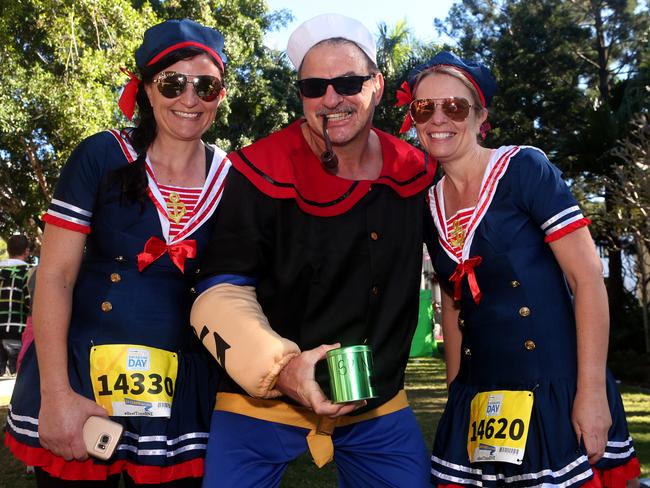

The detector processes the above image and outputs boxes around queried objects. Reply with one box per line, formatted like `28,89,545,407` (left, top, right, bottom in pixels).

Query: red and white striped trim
159,184,202,239
108,129,138,163
4,432,205,483
430,146,521,264
42,213,91,234
446,207,474,259
106,130,230,245
545,217,591,243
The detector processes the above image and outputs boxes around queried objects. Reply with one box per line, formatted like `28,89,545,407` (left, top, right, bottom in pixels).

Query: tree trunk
24,140,52,203
605,185,625,327
637,234,650,355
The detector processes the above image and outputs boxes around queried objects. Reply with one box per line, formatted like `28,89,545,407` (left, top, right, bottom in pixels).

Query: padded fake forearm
191,283,300,398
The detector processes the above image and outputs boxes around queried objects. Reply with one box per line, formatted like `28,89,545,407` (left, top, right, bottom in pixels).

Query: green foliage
0,0,156,239
0,0,298,239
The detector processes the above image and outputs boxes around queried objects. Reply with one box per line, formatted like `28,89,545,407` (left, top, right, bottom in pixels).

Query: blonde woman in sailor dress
5,19,230,487
396,51,640,487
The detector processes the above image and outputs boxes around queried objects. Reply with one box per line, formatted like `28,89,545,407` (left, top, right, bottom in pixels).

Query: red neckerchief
227,120,436,217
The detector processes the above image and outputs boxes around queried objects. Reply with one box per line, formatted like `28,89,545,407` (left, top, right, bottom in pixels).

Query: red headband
117,42,225,121
395,65,487,134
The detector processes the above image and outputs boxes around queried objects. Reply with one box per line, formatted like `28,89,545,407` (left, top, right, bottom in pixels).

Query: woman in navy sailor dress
5,19,231,487
396,51,640,487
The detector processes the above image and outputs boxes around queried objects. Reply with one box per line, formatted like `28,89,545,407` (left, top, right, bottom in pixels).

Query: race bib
90,345,178,417
467,390,534,464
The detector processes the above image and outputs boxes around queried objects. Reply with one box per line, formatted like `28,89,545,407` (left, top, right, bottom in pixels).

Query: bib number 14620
467,390,534,464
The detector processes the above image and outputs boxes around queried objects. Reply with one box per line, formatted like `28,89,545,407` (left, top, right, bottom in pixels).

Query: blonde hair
414,65,485,114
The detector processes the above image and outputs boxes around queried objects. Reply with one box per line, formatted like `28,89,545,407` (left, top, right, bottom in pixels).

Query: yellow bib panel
467,390,534,464
90,344,178,417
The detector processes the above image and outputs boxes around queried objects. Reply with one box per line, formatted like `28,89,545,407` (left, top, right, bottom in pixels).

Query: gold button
458,318,465,328
190,287,196,294
371,285,380,296
524,340,536,351
370,232,379,241
110,273,121,283
101,301,113,312
519,306,531,317
115,256,126,262
511,280,520,288
463,347,472,356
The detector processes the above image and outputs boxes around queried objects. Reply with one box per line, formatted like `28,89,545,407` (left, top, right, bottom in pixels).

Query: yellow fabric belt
215,390,409,468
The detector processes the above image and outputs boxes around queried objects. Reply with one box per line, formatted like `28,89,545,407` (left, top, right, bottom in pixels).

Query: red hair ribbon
394,81,413,107
118,67,141,121
137,236,197,273
449,256,483,304
395,81,414,134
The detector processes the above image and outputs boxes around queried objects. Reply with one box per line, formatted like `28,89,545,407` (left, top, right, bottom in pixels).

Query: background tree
0,0,298,241
0,0,153,241
607,114,650,356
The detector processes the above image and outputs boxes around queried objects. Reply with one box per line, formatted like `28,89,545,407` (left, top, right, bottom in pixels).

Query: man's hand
572,387,612,464
275,343,365,418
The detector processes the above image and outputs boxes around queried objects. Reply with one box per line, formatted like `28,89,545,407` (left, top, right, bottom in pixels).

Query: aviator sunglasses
409,97,474,124
153,71,223,102
296,75,373,98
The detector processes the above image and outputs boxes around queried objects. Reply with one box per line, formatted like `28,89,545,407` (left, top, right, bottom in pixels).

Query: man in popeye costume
395,51,640,487
191,13,436,488
6,19,230,486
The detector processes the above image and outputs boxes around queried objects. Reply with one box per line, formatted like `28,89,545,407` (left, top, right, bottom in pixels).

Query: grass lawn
1,357,648,487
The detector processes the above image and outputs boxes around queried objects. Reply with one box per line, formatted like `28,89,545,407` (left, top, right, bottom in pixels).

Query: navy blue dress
5,130,230,482
427,146,638,487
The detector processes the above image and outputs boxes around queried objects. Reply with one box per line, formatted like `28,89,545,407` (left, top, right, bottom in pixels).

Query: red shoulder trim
228,120,436,217
42,214,91,234
4,433,204,483
544,218,591,243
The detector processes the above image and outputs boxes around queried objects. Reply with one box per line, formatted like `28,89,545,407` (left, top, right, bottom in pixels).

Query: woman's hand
38,388,108,461
572,387,612,464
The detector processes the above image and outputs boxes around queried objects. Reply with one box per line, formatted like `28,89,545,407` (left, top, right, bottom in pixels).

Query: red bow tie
137,237,197,273
449,256,483,304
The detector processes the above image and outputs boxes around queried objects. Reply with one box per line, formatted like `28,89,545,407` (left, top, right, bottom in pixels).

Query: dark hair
114,47,224,204
7,235,29,257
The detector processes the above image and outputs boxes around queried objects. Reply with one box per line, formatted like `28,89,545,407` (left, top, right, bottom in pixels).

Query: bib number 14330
90,345,178,418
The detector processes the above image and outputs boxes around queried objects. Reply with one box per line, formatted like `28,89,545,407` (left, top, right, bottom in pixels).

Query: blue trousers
202,407,429,488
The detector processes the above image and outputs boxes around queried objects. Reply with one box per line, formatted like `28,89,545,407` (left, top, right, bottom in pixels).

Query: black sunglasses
296,75,373,98
409,97,474,124
153,71,223,102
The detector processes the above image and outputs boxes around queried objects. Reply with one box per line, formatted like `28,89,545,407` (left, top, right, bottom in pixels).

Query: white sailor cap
286,13,377,70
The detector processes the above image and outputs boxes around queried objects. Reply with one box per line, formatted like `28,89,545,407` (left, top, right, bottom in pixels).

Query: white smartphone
82,416,123,460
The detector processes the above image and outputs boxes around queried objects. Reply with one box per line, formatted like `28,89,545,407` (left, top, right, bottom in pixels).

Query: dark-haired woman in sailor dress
5,18,231,487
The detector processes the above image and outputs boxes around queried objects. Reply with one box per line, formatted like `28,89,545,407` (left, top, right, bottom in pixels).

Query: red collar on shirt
227,119,436,217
